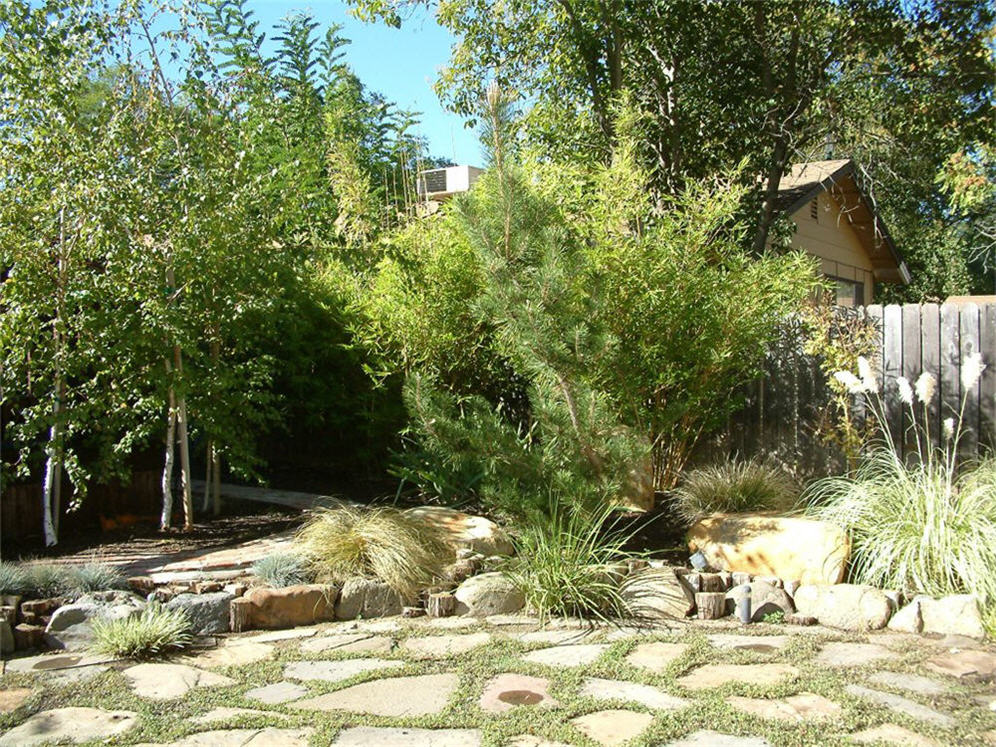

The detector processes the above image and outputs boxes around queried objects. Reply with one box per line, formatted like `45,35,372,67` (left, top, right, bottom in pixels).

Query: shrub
503,503,638,622
252,553,311,588
91,604,193,659
672,460,799,524
295,506,451,598
20,563,69,598
0,562,27,595
63,563,126,595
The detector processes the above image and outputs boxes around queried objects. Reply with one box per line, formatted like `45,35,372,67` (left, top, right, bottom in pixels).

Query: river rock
793,583,891,631
687,514,849,585
238,584,336,629
453,573,525,616
405,506,514,557
620,568,695,620
166,592,233,634
887,599,923,634
335,578,406,620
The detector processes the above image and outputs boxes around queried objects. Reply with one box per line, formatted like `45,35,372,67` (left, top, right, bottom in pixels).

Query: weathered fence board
699,302,996,476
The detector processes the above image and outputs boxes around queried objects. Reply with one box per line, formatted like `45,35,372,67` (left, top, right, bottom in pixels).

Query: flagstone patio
1,614,995,746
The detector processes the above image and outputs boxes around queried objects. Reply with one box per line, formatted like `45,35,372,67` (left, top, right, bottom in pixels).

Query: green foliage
251,553,312,588
672,460,799,524
503,502,636,623
0,563,28,595
295,506,452,598
91,603,193,659
62,563,127,595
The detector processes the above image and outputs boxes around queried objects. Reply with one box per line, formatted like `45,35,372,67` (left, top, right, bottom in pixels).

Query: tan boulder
687,513,849,585
237,584,336,630
405,506,513,557
620,568,695,620
793,583,891,631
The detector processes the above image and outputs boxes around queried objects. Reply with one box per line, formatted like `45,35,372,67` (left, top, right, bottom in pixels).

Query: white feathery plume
914,372,936,403
896,376,914,406
961,352,986,392
943,417,955,441
834,371,864,395
857,356,878,393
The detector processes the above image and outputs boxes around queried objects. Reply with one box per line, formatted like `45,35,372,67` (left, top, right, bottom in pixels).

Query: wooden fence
698,302,996,476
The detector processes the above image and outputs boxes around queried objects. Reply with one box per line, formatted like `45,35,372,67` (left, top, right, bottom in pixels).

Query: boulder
793,583,892,631
917,595,985,639
238,584,336,629
45,591,145,650
166,592,234,634
620,568,695,620
453,572,525,616
404,506,514,557
687,514,849,585
334,579,405,620
724,581,795,623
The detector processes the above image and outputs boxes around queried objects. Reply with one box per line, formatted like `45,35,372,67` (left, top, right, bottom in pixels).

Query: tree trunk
211,444,221,516
41,423,59,547
160,383,176,530
202,442,213,512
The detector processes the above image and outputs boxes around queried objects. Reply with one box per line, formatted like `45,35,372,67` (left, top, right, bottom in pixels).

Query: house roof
775,158,910,284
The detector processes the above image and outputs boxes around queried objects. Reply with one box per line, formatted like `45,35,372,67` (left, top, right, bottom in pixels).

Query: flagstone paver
625,641,689,672
45,664,110,684
676,663,799,690
400,632,491,659
4,651,116,673
706,634,788,652
300,634,394,654
849,723,943,746
580,677,689,710
512,629,597,645
184,642,274,668
726,693,842,722
123,663,236,700
245,681,308,705
0,707,138,746
0,687,34,713
816,642,898,667
486,614,543,626
571,709,654,746
664,731,772,747
867,671,947,696
134,727,313,746
332,726,483,746
925,648,996,681
480,673,559,713
522,643,608,667
284,658,402,682
845,685,954,727
191,707,289,725
425,617,479,630
291,673,459,717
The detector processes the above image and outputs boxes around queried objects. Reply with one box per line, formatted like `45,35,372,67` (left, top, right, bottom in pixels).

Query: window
833,277,864,307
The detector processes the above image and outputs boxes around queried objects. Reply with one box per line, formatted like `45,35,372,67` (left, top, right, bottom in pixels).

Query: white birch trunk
41,423,59,547
211,446,221,516
202,442,213,512
176,390,193,530
160,385,176,530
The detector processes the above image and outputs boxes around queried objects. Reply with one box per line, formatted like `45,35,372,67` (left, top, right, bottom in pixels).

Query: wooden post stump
229,597,252,633
695,592,727,620
700,573,726,592
427,592,456,618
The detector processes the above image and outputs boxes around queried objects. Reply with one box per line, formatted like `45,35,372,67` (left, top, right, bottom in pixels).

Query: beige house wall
788,192,875,306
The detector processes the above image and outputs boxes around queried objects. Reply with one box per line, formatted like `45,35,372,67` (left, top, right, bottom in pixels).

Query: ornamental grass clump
20,563,69,598
63,563,127,595
91,604,193,659
296,506,451,598
671,459,799,524
503,501,638,623
252,553,312,588
0,562,27,595
806,353,996,629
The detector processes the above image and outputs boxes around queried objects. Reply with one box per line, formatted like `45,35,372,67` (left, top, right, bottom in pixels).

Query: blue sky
220,1,482,165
